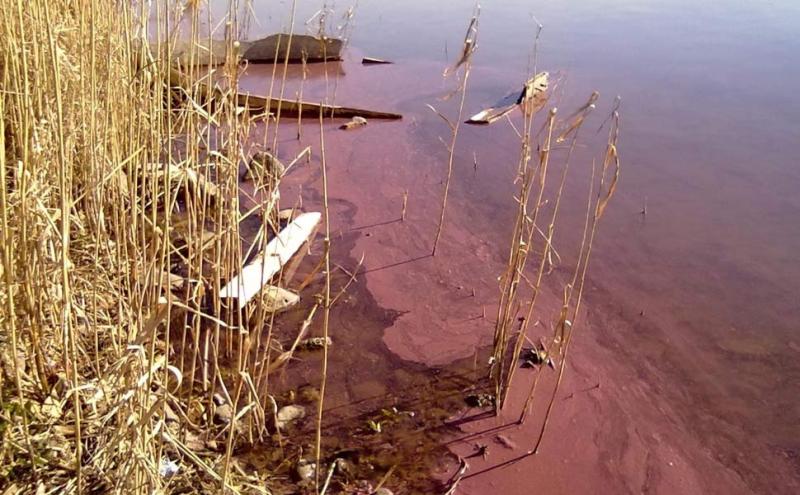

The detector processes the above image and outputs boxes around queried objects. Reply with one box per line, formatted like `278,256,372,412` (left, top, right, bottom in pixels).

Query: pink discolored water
165,0,800,492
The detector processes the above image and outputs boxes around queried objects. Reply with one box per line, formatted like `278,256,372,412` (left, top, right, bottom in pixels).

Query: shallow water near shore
172,0,800,492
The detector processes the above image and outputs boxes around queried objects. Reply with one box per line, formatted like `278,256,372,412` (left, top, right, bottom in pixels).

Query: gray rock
276,404,306,429
214,403,233,424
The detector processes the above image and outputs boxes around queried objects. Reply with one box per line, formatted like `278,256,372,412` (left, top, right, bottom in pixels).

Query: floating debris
219,212,321,309
367,419,383,433
465,443,489,460
444,16,478,77
466,71,549,125
522,343,555,369
380,406,415,419
299,336,333,350
362,57,393,65
340,116,368,130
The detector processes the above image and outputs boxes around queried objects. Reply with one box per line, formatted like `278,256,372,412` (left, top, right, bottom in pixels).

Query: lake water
160,0,800,492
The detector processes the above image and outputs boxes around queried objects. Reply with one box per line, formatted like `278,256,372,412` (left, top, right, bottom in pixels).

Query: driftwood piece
234,92,402,120
166,67,402,121
219,212,321,309
466,72,549,125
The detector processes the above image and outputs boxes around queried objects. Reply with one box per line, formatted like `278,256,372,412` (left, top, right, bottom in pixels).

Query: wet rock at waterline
245,150,285,181
275,404,306,430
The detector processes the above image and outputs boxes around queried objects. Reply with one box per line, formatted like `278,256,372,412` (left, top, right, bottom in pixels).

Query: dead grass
487,77,621,452
0,1,294,492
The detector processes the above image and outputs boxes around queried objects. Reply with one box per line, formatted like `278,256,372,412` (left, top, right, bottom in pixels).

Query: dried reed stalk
531,110,620,454
430,11,479,256
0,0,294,491
501,93,598,407
314,106,333,493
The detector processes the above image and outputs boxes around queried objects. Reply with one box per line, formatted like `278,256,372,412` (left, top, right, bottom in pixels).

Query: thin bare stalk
532,111,620,453
314,106,332,493
431,12,479,256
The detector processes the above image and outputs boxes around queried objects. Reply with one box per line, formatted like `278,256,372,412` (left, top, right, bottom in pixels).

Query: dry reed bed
0,1,306,493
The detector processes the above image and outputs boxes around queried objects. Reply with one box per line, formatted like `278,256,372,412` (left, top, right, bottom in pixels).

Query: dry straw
0,0,305,492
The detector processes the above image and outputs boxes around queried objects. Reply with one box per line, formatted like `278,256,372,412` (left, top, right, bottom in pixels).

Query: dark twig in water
442,458,469,495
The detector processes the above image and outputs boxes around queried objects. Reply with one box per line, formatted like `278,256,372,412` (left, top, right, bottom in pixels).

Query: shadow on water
214,191,498,493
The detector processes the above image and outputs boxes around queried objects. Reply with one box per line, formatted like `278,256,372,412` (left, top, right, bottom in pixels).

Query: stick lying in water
167,68,403,121
236,91,402,120
219,212,321,309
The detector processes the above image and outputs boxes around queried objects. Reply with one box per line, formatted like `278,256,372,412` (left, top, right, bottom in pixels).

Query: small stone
299,336,333,350
276,404,306,429
214,404,233,424
295,459,316,481
375,488,394,495
339,116,368,130
246,151,285,180
335,458,356,478
299,386,320,402
465,393,495,408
